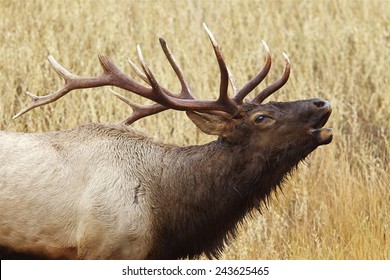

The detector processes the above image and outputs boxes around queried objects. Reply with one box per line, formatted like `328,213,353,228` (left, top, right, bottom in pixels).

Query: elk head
13,24,332,156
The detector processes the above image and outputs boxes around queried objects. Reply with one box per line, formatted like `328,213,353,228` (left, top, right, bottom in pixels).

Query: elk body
0,24,332,259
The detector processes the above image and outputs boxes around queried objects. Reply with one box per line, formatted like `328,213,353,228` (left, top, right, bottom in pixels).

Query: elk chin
310,128,333,145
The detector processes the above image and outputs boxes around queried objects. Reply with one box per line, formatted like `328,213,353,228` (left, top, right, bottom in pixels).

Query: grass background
1,0,389,259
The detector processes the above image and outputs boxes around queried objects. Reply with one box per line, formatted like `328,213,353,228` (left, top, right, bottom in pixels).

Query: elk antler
13,24,290,125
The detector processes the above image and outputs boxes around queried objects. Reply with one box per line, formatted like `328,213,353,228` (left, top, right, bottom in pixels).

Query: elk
0,24,332,260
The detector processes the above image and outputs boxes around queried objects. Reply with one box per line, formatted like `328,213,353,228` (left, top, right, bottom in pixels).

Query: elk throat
148,138,317,259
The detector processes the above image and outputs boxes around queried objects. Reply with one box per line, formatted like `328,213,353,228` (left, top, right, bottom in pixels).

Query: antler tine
159,38,195,100
202,23,237,109
233,40,272,104
109,89,167,125
128,58,150,85
135,44,177,109
251,52,291,104
227,68,239,95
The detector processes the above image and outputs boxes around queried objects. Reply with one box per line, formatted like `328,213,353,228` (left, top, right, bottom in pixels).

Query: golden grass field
1,0,389,259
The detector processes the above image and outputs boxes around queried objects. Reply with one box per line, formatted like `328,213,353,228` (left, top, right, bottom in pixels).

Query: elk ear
186,111,231,137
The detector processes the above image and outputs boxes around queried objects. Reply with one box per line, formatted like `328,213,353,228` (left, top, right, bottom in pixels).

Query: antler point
261,40,270,53
25,91,38,100
282,52,290,63
12,114,19,120
47,55,57,66
12,107,29,120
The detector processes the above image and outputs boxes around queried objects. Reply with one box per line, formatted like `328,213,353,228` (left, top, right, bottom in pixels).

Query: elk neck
147,136,311,259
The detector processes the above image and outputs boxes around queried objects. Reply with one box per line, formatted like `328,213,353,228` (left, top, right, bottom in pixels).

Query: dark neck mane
147,139,314,259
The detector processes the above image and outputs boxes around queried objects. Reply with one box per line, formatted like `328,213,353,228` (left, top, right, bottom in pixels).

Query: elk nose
312,98,331,110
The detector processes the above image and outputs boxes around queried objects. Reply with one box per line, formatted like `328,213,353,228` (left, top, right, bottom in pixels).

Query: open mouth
309,110,333,145
312,111,332,129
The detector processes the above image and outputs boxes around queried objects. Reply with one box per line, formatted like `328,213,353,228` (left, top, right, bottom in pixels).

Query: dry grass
1,0,389,259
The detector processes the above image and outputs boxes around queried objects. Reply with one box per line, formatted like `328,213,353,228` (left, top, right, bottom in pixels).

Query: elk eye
255,115,268,123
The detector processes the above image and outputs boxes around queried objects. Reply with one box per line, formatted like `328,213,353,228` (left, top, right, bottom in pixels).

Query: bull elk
0,24,332,260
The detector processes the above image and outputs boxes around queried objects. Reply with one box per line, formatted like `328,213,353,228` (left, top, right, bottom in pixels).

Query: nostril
313,100,326,108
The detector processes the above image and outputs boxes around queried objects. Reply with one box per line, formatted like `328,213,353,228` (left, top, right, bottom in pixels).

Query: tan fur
0,124,160,259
